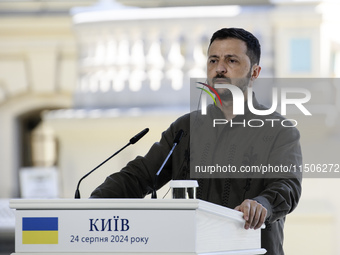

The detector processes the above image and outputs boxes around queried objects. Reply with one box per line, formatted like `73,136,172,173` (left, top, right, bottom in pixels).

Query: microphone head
173,129,184,144
130,128,149,144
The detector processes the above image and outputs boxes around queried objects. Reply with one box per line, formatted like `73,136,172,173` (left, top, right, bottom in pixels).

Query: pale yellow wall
284,180,339,255
0,14,77,197
0,16,77,96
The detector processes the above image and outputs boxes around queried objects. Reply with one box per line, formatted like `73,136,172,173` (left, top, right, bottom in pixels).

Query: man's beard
208,70,252,102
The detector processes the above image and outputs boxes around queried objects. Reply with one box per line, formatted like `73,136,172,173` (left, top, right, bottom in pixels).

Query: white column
129,38,146,92
114,35,130,92
145,30,164,91
165,30,185,91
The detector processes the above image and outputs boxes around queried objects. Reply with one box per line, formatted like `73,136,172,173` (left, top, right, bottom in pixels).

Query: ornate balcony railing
71,3,274,109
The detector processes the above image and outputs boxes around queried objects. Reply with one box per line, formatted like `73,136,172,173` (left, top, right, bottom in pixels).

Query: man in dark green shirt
91,28,302,255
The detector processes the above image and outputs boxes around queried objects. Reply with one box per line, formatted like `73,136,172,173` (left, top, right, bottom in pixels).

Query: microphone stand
74,128,149,199
74,143,130,199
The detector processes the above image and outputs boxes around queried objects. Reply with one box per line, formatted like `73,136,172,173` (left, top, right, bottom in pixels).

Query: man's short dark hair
209,28,261,66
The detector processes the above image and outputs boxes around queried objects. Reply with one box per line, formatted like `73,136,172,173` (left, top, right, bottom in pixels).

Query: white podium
9,199,266,255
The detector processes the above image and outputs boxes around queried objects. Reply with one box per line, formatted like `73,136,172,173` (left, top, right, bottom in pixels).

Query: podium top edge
9,198,205,210
9,198,245,223
9,198,201,210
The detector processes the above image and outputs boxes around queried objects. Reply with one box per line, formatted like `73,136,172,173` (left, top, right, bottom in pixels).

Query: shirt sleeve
252,126,303,223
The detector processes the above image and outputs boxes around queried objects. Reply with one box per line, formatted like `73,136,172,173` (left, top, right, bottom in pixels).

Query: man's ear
251,65,261,81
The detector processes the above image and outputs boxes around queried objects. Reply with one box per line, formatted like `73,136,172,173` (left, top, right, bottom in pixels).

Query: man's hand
234,199,267,230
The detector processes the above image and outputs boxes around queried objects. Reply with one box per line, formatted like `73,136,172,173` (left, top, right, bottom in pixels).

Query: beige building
1,0,340,254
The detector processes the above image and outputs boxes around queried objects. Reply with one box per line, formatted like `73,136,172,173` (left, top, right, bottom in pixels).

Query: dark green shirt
91,94,302,255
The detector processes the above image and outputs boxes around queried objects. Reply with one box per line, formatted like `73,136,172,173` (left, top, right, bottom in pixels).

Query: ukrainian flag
22,217,58,244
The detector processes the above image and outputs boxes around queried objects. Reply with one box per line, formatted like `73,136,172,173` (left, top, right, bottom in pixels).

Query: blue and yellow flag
22,217,58,244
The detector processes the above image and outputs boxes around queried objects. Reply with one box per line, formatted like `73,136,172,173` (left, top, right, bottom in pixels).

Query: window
289,38,312,73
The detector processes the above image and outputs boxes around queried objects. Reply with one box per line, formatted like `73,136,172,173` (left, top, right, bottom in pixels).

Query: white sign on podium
10,199,266,255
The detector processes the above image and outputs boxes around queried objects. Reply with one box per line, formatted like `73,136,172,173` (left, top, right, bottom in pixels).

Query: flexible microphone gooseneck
151,129,184,199
74,128,149,199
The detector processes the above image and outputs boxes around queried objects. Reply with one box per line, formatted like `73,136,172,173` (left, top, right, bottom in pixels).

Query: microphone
74,128,149,199
151,129,184,199
130,128,149,144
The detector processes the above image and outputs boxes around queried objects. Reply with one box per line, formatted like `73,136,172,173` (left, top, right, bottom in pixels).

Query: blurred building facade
1,0,340,254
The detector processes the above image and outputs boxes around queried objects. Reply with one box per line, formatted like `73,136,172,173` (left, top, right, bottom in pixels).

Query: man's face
206,38,253,102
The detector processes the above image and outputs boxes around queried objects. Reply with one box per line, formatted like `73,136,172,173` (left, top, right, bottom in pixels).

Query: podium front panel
10,199,266,255
15,209,196,253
